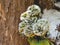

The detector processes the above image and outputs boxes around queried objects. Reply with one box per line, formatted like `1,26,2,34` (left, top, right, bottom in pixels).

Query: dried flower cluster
19,5,49,37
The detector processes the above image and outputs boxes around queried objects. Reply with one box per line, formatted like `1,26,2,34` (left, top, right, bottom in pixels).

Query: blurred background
0,0,60,45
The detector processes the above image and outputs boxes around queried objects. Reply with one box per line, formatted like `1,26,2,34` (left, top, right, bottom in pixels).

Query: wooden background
0,0,54,45
0,0,34,45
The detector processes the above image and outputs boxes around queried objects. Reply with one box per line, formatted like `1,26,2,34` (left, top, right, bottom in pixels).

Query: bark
0,0,34,45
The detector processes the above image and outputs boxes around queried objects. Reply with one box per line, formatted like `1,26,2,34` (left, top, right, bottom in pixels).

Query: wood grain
0,0,34,45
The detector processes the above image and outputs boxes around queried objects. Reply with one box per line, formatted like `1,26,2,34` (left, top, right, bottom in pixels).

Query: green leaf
28,39,52,45
39,40,50,45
